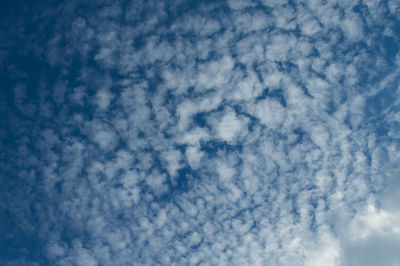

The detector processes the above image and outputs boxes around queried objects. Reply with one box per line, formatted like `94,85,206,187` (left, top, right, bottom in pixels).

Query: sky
1,0,400,265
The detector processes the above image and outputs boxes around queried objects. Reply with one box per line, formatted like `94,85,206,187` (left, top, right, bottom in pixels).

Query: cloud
342,204,400,266
2,0,400,265
212,109,249,143
252,98,286,129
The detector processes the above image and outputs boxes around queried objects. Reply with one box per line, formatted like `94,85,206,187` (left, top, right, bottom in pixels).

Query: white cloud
252,98,286,129
226,0,256,10
215,110,248,142
162,149,182,177
92,126,118,151
299,16,322,36
185,145,204,169
304,232,341,266
7,0,400,265
178,127,209,145
95,89,113,110
146,170,168,195
341,204,400,266
341,15,364,42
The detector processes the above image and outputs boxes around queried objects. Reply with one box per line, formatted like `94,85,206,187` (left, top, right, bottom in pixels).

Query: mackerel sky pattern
1,0,400,265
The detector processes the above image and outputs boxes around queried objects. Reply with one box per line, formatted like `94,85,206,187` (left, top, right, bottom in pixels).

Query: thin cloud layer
1,0,400,265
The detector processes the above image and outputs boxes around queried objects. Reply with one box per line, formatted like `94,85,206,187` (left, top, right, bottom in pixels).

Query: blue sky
1,0,400,265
